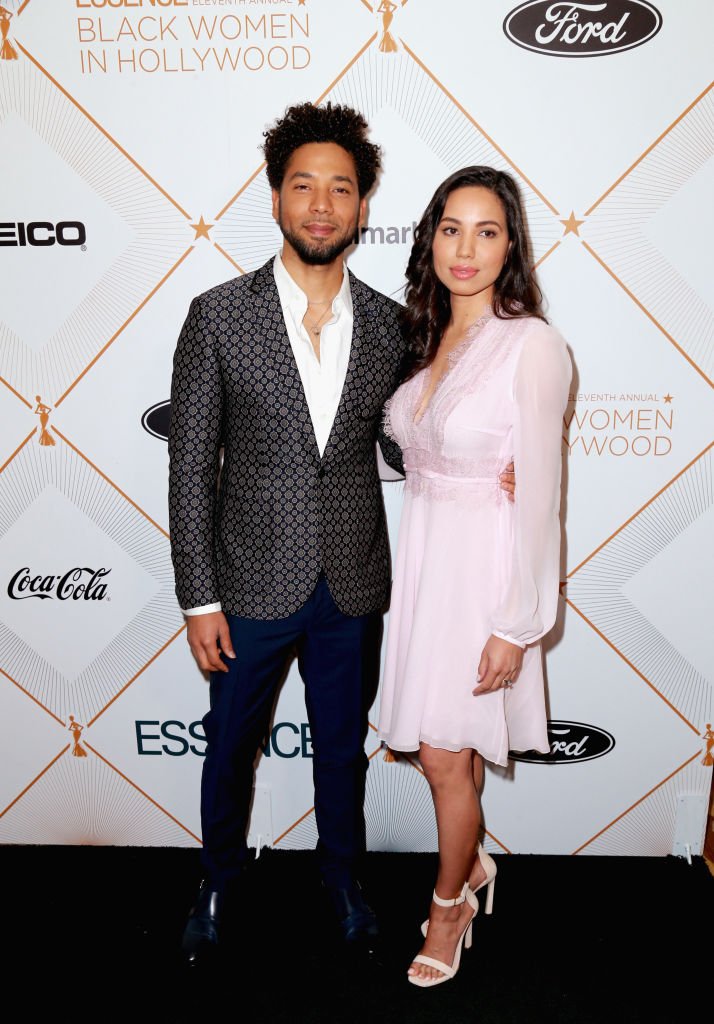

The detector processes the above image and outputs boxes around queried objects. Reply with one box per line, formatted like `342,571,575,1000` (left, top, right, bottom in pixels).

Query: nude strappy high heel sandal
420,843,497,938
408,883,479,988
470,842,497,914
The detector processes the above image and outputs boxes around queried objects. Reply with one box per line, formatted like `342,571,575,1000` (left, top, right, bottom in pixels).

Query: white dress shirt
183,252,353,617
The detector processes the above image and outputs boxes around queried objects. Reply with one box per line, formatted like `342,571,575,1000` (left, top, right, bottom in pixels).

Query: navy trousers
199,576,382,890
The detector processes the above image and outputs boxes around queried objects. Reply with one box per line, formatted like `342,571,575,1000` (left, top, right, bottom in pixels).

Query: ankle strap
432,882,479,911
432,882,468,907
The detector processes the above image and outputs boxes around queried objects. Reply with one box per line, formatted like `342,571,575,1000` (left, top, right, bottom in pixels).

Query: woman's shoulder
515,316,569,357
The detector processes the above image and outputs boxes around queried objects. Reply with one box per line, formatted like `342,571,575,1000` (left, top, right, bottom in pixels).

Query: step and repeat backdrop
1,0,712,858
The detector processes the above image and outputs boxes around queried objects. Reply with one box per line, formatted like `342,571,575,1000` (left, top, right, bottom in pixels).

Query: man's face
272,142,366,266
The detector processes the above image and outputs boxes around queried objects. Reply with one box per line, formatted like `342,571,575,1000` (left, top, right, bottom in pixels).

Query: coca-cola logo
7,567,111,601
141,400,170,442
510,720,614,763
503,1,662,57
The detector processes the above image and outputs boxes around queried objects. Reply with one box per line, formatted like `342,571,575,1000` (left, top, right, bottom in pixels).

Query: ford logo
510,720,615,763
503,1,662,57
141,400,170,441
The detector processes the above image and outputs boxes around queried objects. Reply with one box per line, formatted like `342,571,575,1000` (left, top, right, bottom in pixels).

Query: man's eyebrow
287,170,356,185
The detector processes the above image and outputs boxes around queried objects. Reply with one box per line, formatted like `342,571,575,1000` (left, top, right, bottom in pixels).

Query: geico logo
261,722,313,759
509,721,615,764
136,720,206,756
7,567,111,601
0,222,87,247
76,1,188,9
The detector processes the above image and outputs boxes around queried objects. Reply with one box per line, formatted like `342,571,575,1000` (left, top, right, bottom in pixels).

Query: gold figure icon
378,1,400,53
0,6,19,62
34,395,56,446
68,716,88,758
702,724,714,767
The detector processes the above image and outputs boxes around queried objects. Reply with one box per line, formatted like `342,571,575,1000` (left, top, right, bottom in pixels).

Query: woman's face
431,186,511,309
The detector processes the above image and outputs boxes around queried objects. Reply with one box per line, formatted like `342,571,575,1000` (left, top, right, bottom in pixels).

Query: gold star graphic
559,211,585,237
190,216,214,241
663,394,673,403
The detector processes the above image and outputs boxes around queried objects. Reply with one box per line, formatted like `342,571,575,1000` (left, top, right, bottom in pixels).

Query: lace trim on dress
427,316,519,450
402,449,508,503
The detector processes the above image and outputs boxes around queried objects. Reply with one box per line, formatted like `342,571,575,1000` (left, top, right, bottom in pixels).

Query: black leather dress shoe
181,880,223,966
323,881,380,952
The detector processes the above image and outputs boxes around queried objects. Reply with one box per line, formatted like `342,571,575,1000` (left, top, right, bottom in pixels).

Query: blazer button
318,467,325,479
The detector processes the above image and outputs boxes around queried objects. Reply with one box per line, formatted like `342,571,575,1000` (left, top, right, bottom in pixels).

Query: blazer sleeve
490,322,571,647
168,295,224,610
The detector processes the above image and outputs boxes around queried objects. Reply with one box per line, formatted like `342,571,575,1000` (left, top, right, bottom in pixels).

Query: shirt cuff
183,603,222,616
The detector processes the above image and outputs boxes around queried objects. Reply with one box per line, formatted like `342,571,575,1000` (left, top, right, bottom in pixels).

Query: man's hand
499,460,515,503
186,611,236,673
473,634,523,695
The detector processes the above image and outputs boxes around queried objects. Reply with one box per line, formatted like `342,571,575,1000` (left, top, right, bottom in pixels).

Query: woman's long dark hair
400,166,545,381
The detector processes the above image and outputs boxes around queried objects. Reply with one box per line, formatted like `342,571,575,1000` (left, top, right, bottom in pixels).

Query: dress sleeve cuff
491,630,527,649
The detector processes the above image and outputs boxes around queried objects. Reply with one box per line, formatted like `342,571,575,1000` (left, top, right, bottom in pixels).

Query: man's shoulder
191,259,274,309
349,271,404,319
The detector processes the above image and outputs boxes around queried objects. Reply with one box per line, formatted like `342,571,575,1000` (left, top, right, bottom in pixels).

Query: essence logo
7,567,111,601
509,721,615,764
136,720,206,756
141,400,170,441
504,1,662,56
0,222,87,247
135,720,313,758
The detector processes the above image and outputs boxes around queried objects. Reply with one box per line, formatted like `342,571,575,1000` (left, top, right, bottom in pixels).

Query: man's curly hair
262,102,381,197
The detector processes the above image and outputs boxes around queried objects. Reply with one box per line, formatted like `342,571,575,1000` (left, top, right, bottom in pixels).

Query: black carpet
6,845,711,1022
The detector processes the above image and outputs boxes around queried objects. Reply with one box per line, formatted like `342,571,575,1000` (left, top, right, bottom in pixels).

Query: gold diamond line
400,39,560,216
566,441,714,579
0,429,34,475
0,666,64,726
585,80,714,216
85,743,201,842
572,751,702,853
0,745,69,819
86,624,186,727
14,41,192,221
54,246,195,407
52,427,170,538
582,241,713,389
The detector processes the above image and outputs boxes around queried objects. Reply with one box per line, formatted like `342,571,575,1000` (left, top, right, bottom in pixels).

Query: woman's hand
473,634,523,695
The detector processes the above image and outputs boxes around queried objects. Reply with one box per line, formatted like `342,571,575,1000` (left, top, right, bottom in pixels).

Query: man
168,102,513,966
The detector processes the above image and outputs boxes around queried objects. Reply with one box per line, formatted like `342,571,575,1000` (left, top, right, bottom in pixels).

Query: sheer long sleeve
491,322,571,647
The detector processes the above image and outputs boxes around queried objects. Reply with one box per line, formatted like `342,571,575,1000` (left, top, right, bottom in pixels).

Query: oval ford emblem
509,720,615,763
503,1,662,57
141,400,171,441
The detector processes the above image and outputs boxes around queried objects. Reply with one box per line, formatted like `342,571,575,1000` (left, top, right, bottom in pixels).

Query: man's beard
279,216,357,266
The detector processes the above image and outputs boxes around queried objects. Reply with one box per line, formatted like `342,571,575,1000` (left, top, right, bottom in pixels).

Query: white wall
0,0,711,857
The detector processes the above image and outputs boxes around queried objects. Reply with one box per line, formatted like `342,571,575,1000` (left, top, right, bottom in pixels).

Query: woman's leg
409,742,481,982
468,751,489,890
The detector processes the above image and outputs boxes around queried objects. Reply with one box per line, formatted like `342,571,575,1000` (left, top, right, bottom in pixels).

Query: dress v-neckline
412,309,494,426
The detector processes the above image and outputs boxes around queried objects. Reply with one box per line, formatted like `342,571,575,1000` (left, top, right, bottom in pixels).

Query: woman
378,166,571,987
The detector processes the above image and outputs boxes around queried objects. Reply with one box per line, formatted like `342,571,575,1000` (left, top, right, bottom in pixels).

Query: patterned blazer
168,257,407,619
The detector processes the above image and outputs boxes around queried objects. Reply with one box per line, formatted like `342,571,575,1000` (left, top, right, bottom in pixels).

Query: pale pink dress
377,313,571,766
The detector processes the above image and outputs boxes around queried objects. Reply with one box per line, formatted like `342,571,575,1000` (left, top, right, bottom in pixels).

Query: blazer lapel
250,258,319,460
321,272,378,463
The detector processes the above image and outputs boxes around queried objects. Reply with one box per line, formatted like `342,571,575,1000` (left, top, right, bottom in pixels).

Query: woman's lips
450,266,478,279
